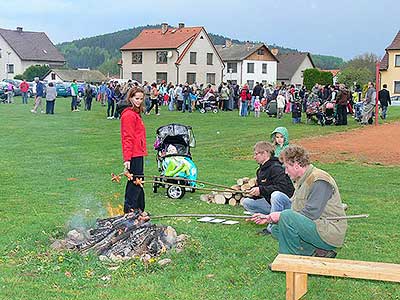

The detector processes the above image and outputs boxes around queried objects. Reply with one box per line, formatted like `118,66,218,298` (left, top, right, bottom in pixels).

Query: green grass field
1,97,400,300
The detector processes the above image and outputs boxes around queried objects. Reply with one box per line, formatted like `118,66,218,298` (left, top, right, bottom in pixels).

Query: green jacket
271,127,289,157
291,164,348,247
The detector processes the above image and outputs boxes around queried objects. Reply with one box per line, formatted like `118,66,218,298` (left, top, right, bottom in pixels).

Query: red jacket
20,81,29,93
120,108,147,161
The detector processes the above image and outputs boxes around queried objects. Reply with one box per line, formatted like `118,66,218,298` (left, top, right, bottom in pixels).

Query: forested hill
56,24,345,75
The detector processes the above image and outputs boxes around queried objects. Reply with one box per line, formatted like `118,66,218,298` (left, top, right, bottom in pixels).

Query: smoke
67,194,108,231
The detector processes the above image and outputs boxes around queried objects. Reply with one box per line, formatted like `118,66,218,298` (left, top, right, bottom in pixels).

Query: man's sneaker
312,248,337,258
30,109,36,113
257,228,271,236
156,113,160,116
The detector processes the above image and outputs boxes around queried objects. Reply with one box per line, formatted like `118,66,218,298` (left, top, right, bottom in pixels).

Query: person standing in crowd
118,86,147,213
220,82,230,111
242,141,294,235
240,84,251,117
31,77,44,113
98,82,107,106
106,82,116,119
378,84,391,120
146,83,160,115
182,82,192,113
5,82,14,103
168,84,175,111
45,82,57,114
70,79,79,112
276,92,286,119
84,83,93,111
335,84,349,125
254,97,261,117
249,145,347,257
361,82,376,125
20,79,29,104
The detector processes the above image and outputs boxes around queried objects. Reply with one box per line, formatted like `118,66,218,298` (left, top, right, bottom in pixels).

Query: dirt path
296,122,400,166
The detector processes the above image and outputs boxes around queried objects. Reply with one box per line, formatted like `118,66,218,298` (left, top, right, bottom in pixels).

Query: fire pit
51,210,187,261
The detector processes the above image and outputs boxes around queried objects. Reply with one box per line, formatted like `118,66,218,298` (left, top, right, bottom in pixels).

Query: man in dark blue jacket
378,84,391,120
31,77,45,113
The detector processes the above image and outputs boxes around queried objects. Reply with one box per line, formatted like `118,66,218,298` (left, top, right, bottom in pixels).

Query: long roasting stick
151,213,369,221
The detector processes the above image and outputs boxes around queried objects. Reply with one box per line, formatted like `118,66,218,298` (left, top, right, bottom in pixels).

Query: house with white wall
215,42,278,89
120,23,224,85
0,27,65,80
276,52,315,87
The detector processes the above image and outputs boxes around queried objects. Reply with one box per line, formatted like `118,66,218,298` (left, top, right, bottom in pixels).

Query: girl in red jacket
120,86,147,213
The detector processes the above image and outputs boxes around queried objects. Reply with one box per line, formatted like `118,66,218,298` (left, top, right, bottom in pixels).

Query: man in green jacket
249,145,347,257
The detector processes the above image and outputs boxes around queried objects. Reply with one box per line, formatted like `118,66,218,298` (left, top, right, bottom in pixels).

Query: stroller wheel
167,185,185,199
152,182,158,193
212,108,218,113
199,108,206,114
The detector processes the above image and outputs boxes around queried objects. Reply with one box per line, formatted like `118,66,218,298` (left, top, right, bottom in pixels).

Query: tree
303,68,333,90
98,58,120,77
22,65,50,81
336,67,372,89
344,53,379,81
14,74,24,80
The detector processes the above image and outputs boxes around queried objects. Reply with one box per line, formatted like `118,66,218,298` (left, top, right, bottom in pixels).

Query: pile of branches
52,211,187,261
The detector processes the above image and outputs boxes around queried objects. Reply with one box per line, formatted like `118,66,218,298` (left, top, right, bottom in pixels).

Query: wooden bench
270,254,400,300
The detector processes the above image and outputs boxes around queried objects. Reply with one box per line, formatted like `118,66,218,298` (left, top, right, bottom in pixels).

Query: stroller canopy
156,123,196,148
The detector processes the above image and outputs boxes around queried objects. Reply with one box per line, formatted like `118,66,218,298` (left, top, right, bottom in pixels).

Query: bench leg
286,272,308,300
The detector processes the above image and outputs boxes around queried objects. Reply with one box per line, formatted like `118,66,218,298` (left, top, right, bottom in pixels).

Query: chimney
16,27,23,33
270,48,279,56
245,41,251,51
161,23,168,34
178,23,185,29
225,39,232,48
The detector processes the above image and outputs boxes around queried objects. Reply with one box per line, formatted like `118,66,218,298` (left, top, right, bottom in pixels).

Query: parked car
78,83,98,98
390,95,400,106
56,82,71,97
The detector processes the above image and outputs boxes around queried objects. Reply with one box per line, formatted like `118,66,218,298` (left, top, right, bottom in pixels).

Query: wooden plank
286,272,308,300
271,254,400,283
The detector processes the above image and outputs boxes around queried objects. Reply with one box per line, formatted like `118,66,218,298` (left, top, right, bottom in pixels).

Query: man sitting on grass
249,145,348,258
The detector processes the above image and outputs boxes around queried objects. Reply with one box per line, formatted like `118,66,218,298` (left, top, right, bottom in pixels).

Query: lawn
1,98,399,300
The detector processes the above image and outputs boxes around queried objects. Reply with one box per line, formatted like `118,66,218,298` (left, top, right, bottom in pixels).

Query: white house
276,52,315,87
120,23,224,85
43,68,107,83
215,42,278,89
0,27,65,80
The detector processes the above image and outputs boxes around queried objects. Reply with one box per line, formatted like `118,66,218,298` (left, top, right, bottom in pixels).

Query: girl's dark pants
124,156,145,213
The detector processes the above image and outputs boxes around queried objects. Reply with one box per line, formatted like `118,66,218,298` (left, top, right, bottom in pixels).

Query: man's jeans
242,191,292,232
381,105,388,119
21,92,28,104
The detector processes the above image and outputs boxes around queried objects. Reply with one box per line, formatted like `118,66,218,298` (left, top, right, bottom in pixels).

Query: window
257,49,265,55
186,73,196,84
0,49,2,58
131,72,142,83
156,72,167,84
262,63,268,74
395,55,400,67
132,52,142,64
394,81,400,93
156,51,167,64
6,64,14,74
247,63,254,73
206,73,216,85
207,53,213,65
190,52,197,64
227,62,237,73
51,73,56,80
247,80,254,90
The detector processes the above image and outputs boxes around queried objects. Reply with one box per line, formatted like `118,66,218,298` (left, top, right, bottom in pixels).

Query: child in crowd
271,127,289,157
254,96,261,118
292,100,302,123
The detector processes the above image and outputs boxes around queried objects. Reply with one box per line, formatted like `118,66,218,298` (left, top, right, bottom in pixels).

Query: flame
107,202,124,217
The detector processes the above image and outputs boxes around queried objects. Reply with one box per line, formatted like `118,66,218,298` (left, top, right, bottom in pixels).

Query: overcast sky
1,0,399,60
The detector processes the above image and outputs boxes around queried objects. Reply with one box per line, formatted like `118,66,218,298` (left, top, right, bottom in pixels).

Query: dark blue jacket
36,82,44,97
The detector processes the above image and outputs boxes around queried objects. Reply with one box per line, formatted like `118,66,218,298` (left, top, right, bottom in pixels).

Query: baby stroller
266,99,277,117
196,95,219,113
152,124,197,199
322,101,335,125
306,95,323,125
